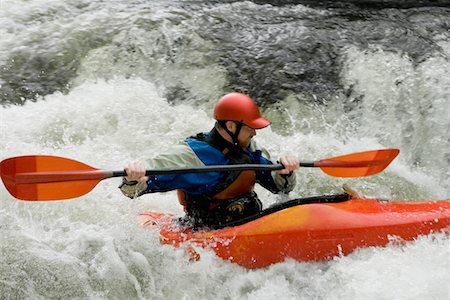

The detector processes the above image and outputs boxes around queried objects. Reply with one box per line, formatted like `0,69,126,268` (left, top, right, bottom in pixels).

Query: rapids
1,1,449,299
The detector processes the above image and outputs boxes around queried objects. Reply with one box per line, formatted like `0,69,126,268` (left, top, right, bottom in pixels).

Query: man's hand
124,161,149,182
276,155,299,175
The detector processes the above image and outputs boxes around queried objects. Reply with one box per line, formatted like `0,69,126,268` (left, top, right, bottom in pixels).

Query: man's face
235,123,256,148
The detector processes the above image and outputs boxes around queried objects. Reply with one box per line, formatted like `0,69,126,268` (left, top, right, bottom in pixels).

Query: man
120,92,299,228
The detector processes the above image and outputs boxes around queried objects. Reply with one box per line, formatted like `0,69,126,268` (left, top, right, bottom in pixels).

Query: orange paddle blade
315,149,399,177
0,156,108,201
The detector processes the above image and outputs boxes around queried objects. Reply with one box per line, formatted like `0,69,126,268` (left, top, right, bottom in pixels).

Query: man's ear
225,121,236,132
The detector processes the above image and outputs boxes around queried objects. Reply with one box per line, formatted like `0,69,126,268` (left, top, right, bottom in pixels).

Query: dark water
254,0,450,9
1,0,449,106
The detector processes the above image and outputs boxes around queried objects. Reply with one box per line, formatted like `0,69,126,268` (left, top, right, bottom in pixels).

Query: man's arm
119,143,205,199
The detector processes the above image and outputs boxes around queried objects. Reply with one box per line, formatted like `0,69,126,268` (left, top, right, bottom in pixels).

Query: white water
1,0,450,299
1,78,449,299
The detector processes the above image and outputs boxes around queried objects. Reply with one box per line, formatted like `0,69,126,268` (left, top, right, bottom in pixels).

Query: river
1,1,449,299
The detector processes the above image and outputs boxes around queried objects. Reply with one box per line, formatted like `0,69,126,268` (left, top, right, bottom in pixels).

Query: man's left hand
277,155,299,175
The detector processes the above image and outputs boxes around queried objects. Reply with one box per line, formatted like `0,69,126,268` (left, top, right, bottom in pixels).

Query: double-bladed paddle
0,148,399,201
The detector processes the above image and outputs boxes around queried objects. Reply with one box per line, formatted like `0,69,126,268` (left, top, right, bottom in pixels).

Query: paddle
0,148,399,201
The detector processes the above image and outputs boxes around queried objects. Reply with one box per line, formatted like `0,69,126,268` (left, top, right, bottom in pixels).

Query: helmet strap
232,122,243,146
218,121,243,146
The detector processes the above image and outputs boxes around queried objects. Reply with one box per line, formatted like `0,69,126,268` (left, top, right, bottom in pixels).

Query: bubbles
323,233,450,300
338,46,450,198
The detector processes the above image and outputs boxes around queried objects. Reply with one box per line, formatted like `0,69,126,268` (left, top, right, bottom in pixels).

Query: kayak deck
140,195,450,269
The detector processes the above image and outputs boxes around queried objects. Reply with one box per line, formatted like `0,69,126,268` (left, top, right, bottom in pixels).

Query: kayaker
120,92,299,228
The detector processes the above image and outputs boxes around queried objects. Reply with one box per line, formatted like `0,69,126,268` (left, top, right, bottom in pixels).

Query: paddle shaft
132,160,386,175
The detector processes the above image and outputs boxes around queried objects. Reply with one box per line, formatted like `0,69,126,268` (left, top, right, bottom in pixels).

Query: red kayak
140,193,450,269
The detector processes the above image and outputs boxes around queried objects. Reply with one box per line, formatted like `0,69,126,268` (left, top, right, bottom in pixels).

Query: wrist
121,178,139,186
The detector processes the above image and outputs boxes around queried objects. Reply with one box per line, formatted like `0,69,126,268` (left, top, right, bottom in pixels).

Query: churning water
1,1,449,299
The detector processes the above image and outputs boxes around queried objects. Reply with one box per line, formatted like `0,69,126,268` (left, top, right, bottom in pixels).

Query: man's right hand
124,161,149,182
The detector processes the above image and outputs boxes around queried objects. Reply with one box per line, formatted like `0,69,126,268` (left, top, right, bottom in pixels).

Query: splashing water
1,0,449,299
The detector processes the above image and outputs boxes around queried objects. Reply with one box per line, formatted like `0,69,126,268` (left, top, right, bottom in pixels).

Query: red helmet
213,93,271,129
